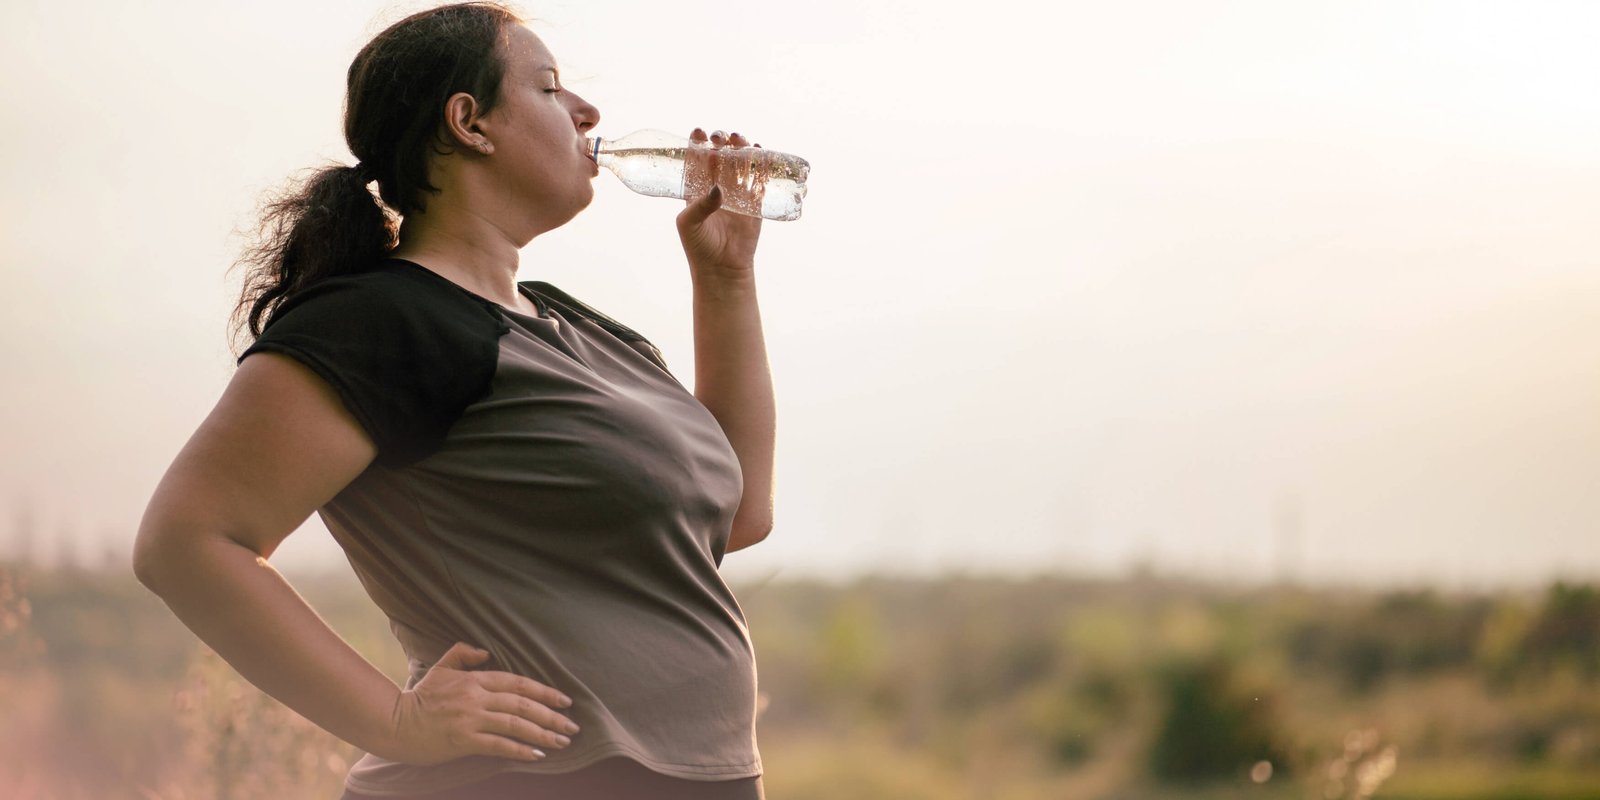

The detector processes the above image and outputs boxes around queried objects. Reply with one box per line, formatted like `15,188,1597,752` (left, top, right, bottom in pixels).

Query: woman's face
475,25,602,234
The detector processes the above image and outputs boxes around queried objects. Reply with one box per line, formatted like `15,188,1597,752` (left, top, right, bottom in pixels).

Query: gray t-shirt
238,258,761,796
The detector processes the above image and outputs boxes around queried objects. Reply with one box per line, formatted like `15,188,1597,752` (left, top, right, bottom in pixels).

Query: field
2,561,1599,799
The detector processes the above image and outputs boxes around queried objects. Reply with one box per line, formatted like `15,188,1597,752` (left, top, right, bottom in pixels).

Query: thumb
678,184,723,228
435,642,491,670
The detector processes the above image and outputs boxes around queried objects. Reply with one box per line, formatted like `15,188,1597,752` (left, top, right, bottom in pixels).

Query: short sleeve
238,271,507,467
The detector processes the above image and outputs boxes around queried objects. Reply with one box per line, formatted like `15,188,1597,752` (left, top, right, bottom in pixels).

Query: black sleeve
237,272,507,467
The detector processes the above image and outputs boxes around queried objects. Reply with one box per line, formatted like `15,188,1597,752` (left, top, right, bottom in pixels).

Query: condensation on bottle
586,129,810,221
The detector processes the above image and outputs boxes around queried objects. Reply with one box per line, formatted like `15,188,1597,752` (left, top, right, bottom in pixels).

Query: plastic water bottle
586,129,810,221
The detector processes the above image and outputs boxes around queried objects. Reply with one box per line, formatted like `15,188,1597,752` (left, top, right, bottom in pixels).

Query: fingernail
560,696,574,707
530,748,547,759
554,734,572,747
692,127,705,137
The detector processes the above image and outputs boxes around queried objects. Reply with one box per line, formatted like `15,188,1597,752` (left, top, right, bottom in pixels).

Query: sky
1,0,1597,588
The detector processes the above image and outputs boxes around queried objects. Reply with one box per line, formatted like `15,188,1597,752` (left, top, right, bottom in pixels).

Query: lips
581,139,599,175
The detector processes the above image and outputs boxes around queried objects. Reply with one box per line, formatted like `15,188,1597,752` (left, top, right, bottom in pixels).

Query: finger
683,127,717,206
482,692,581,737
479,671,573,710
709,129,727,148
728,131,749,148
470,731,547,762
435,642,490,670
677,184,723,228
482,707,575,750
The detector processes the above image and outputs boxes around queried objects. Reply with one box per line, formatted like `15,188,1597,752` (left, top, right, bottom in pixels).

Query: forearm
691,273,776,540
137,535,402,758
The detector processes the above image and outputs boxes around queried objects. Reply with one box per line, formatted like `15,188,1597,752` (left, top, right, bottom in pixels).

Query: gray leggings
337,757,764,800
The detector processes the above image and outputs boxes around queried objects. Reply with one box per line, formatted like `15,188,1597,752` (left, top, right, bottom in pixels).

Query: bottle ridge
587,129,810,221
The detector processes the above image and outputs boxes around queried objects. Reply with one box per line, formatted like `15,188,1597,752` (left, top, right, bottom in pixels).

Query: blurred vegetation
3,560,1600,798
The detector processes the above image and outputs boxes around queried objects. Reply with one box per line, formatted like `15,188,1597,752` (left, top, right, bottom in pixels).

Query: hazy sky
2,0,1597,588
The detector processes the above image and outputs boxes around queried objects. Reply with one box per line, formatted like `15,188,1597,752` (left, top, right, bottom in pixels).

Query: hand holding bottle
588,127,809,221
676,128,764,279
383,642,582,766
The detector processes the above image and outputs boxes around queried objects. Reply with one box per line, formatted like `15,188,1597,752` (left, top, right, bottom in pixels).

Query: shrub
1147,656,1289,782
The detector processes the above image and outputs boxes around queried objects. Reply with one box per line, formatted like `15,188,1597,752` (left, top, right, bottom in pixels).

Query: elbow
726,519,774,553
133,502,183,589
131,522,197,591
131,531,170,590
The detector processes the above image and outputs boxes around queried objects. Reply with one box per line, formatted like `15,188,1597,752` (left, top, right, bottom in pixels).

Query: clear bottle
586,129,810,221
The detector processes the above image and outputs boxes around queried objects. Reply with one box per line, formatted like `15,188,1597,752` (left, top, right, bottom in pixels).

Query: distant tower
1272,491,1304,586
9,499,37,567
55,521,81,572
97,527,123,574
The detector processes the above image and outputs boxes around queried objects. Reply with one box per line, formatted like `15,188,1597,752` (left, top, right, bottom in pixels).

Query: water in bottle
586,129,810,221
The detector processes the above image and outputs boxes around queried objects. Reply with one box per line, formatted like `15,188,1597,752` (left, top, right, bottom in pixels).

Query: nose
569,92,600,134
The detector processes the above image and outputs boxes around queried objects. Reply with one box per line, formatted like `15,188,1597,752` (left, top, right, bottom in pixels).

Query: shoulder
524,280,672,374
523,281,640,340
261,260,508,341
238,261,509,467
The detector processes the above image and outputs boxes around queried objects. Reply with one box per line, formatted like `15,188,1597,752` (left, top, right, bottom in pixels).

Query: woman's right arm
132,352,577,764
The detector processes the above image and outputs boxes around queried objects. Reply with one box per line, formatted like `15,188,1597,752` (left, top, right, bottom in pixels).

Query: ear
441,91,492,154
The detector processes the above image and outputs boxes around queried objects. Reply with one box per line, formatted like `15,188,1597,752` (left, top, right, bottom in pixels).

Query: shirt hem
342,744,763,797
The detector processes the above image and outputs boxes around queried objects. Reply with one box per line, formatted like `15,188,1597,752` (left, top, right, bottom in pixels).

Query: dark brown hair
228,1,524,354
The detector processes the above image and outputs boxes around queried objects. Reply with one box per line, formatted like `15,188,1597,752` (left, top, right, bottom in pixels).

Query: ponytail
226,1,524,358
229,163,397,354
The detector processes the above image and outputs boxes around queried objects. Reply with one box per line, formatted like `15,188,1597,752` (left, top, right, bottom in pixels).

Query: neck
390,213,525,308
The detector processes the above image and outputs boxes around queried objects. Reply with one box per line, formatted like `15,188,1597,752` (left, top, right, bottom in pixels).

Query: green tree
1147,656,1289,782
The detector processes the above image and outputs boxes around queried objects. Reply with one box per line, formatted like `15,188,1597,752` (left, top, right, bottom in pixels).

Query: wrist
691,273,759,304
368,686,412,762
691,267,757,294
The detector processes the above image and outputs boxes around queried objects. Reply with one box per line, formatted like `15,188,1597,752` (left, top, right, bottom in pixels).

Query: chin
572,185,596,214
549,195,593,231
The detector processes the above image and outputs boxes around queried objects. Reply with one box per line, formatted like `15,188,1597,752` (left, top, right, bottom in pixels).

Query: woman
131,3,776,798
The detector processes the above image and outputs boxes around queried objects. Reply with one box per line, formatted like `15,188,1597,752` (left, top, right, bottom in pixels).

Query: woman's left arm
676,129,775,553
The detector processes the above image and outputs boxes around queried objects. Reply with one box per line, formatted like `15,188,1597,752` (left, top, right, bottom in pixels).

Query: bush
1518,583,1600,679
1288,590,1489,692
1147,656,1289,782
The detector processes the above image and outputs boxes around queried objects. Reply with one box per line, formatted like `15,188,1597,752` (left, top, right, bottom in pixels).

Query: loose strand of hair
227,164,396,358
